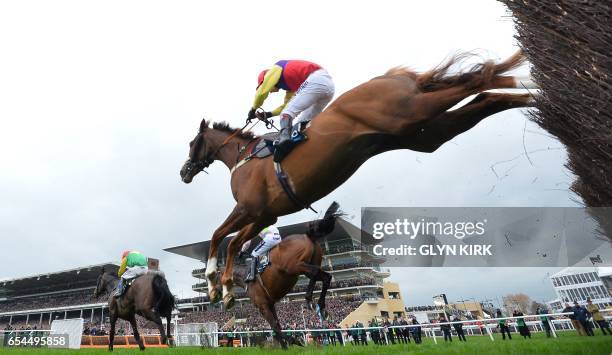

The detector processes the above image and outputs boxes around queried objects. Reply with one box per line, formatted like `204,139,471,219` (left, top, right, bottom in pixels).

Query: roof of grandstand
165,217,376,261
549,265,612,279
0,263,119,299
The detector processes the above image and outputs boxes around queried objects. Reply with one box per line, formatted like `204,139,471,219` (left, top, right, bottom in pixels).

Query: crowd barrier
1,330,169,349
80,335,169,348
4,310,609,348
177,311,612,347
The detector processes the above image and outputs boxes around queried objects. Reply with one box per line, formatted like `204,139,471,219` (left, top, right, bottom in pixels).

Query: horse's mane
210,121,257,140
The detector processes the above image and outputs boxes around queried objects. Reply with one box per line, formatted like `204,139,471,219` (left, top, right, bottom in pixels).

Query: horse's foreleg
256,302,287,349
408,92,534,153
128,316,145,351
221,216,276,309
206,205,251,303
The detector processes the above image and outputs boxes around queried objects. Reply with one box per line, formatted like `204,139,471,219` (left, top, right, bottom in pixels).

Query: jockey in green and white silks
240,225,282,282
114,250,148,297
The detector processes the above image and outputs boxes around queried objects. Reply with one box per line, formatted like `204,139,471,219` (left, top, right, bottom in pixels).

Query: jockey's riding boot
245,257,257,282
237,250,248,260
274,114,293,163
114,279,124,298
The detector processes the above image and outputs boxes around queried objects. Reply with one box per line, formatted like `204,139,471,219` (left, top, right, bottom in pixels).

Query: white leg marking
222,284,230,298
205,257,217,292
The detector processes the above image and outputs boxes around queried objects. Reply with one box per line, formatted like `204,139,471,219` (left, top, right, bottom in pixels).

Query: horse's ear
199,118,209,133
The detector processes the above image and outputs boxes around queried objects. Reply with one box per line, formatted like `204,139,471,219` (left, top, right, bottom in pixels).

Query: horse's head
94,268,105,297
180,118,215,184
94,268,114,298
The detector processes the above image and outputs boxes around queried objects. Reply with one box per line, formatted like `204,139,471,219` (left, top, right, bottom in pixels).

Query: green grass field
2,332,610,355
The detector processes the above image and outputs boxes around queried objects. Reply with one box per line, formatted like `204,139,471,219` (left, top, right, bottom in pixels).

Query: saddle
249,122,308,159
234,121,316,213
114,273,147,298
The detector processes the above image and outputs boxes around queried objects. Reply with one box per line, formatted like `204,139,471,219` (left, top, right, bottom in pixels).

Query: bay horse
94,270,175,351
180,51,537,307
225,202,340,349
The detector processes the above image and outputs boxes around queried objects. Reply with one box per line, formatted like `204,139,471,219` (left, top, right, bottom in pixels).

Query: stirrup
273,140,293,163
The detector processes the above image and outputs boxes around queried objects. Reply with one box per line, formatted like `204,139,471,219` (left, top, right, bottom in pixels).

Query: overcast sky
0,1,581,306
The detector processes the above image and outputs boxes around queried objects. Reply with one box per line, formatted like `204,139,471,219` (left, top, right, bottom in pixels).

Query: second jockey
248,60,335,162
240,225,282,282
115,250,148,297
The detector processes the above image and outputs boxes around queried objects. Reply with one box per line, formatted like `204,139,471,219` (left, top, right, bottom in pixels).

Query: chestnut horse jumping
180,51,536,308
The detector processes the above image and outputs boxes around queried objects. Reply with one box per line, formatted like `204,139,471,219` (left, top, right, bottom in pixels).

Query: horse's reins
198,110,318,214
203,109,279,173
256,274,273,301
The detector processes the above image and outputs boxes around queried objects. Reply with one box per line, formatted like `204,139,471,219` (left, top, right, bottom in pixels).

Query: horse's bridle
183,129,220,176
184,112,270,176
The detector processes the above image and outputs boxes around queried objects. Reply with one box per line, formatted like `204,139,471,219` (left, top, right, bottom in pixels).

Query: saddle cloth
250,122,308,159
256,252,272,275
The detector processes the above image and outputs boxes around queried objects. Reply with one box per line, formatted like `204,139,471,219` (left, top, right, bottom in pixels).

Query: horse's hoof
209,287,222,304
223,294,235,309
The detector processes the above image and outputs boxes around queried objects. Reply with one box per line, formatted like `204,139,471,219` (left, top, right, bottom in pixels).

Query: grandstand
0,262,164,335
0,263,115,330
165,217,406,329
547,266,612,312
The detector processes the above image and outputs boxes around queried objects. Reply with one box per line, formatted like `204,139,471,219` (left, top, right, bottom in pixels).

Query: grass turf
2,331,610,354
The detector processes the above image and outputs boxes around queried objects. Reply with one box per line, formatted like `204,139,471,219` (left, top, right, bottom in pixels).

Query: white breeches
242,226,282,258
121,265,148,280
281,69,335,124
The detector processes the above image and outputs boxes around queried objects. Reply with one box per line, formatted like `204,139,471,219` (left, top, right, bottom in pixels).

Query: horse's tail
412,50,526,92
152,274,175,317
307,201,342,242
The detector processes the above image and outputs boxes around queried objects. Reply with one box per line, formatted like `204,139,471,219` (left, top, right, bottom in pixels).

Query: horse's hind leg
108,313,117,352
142,309,167,346
408,92,534,153
304,277,317,311
128,316,145,350
166,315,173,347
316,270,332,318
206,205,252,303
399,71,531,134
291,263,332,319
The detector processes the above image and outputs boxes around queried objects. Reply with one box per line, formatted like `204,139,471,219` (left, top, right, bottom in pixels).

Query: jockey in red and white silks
247,60,335,162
